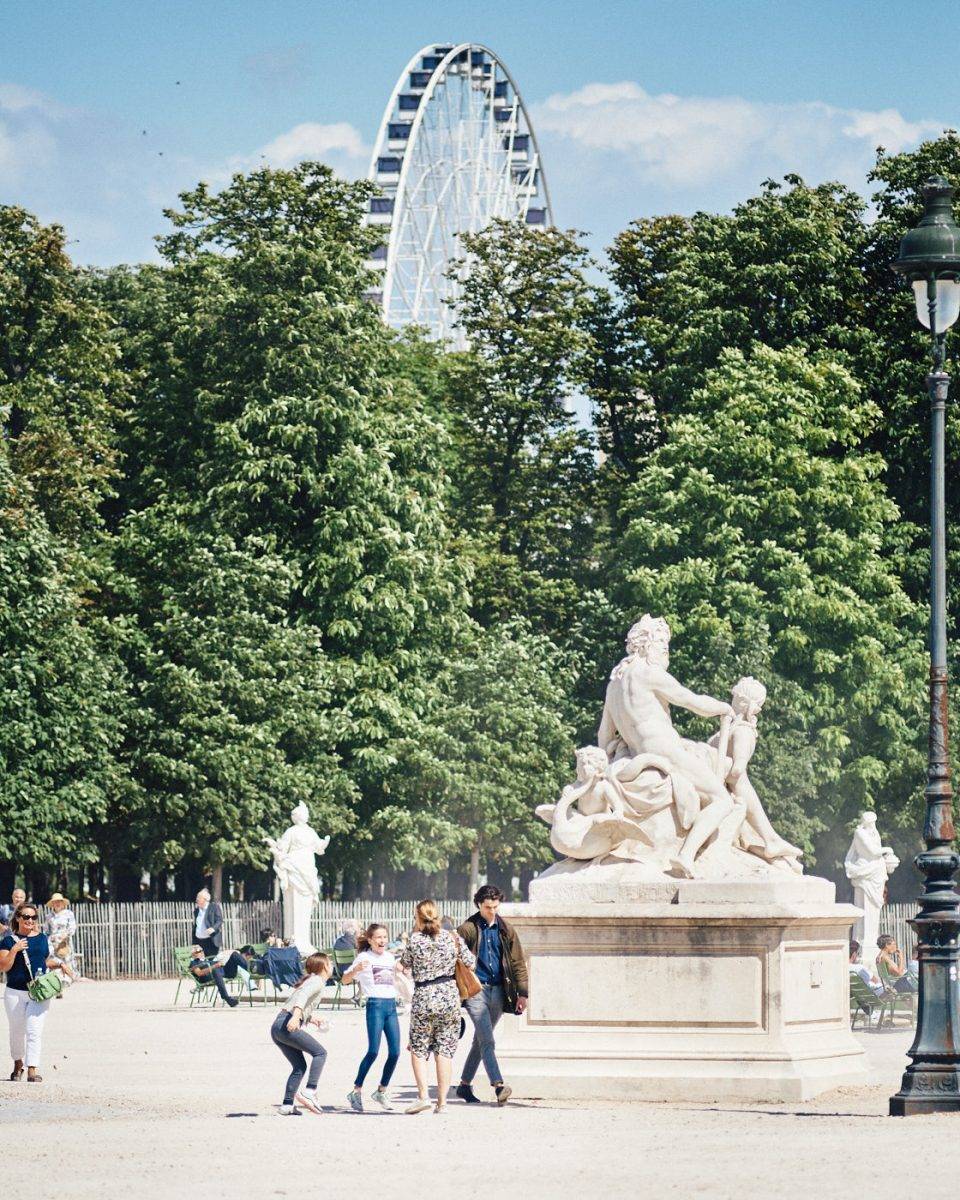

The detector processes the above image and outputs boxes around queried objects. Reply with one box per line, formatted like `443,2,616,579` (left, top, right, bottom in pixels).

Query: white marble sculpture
535,615,803,885
844,812,899,968
264,803,330,952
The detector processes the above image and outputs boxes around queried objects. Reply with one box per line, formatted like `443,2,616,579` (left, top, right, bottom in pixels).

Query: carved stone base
497,891,866,1104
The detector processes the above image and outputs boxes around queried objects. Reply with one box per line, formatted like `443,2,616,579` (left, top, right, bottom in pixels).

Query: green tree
444,220,597,632
373,622,578,893
609,177,875,432
0,207,127,881
609,345,926,866
94,164,469,885
107,500,354,876
0,448,123,871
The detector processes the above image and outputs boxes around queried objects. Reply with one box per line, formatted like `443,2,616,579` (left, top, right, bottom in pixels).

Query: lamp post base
890,1086,960,1116
888,907,960,1116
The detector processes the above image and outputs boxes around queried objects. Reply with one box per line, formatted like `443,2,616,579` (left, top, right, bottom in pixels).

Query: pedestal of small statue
496,871,866,1104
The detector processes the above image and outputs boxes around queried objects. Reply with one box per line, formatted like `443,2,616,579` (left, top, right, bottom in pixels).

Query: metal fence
58,897,917,980
878,901,916,957
68,899,472,980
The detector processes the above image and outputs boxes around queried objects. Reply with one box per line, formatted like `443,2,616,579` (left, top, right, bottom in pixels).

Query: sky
2,0,956,267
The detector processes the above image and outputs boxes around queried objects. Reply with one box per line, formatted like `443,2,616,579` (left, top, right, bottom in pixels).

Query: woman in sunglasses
0,902,70,1081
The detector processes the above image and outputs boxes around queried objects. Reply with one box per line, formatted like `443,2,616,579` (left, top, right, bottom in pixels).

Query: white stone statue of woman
844,812,898,969
264,803,330,952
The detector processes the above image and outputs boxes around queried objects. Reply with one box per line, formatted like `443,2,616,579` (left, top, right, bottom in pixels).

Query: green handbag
22,949,63,1002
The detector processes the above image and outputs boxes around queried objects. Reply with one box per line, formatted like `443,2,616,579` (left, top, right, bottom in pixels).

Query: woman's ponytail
415,899,441,938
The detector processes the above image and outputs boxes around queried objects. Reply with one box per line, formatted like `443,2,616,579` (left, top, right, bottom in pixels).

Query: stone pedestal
498,876,866,1103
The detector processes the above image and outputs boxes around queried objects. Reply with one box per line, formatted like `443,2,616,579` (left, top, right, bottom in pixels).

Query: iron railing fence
29,898,918,980
58,899,471,979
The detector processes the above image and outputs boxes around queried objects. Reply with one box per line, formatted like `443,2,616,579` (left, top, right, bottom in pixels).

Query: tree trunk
469,844,481,901
210,865,223,902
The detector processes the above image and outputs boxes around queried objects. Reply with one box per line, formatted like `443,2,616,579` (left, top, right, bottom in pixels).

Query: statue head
291,803,310,826
625,615,671,667
860,811,877,828
575,745,609,783
731,676,767,721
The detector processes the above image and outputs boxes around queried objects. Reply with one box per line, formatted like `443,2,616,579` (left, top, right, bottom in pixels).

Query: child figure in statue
714,677,803,873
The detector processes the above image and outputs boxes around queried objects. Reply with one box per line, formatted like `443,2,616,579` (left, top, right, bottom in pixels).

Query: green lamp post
889,175,960,1116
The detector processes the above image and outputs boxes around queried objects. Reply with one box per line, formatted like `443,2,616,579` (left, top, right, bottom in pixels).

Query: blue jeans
354,997,401,1088
271,1011,327,1104
462,984,505,1086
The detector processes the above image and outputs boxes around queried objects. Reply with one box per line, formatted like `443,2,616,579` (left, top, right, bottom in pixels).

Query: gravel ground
2,979,958,1200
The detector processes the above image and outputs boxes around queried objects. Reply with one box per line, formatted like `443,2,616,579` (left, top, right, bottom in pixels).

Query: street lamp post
890,175,960,1116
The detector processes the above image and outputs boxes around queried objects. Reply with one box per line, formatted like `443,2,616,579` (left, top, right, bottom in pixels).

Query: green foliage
373,622,578,873
111,500,355,871
0,448,122,866
610,345,926,852
443,220,598,631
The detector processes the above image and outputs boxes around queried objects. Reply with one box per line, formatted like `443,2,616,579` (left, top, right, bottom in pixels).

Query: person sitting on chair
849,941,883,995
188,945,241,1008
877,934,918,993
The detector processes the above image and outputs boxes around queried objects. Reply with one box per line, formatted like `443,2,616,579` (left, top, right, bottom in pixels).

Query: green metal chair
330,948,359,1011
173,946,220,1007
242,943,274,1007
849,972,886,1029
877,958,917,1025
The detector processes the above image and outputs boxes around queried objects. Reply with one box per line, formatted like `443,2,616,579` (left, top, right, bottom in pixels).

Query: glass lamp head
893,176,960,332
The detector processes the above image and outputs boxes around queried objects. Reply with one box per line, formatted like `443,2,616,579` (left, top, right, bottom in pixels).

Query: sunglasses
18,914,39,923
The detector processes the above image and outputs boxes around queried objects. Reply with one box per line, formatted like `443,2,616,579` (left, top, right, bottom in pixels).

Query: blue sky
3,0,956,266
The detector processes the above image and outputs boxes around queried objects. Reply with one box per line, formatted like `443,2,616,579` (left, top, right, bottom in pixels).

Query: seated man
332,919,358,979
187,945,241,1008
849,940,884,995
877,934,918,993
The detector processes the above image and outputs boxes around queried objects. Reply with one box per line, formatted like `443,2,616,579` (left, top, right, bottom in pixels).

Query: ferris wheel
365,43,554,348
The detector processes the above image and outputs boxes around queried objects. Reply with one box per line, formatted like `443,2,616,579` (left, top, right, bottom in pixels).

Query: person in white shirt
849,940,884,995
270,952,332,1116
343,923,404,1112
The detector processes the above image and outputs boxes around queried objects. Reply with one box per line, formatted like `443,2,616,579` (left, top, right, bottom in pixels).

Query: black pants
271,1011,327,1105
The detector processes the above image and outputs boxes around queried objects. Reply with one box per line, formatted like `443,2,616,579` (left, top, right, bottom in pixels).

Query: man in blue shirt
456,884,528,1106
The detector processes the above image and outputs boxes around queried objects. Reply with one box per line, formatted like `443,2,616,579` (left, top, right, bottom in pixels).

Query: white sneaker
405,1097,431,1115
371,1089,394,1112
296,1090,322,1114
278,1104,302,1116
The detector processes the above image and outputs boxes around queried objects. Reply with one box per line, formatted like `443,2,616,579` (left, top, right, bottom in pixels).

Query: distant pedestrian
344,923,404,1112
0,888,26,934
456,884,528,1107
270,952,332,1116
0,902,71,1082
401,899,477,1115
191,889,224,957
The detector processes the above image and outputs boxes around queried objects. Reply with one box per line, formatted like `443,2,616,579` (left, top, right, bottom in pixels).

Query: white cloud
258,121,367,168
211,120,369,184
0,83,62,181
533,81,941,190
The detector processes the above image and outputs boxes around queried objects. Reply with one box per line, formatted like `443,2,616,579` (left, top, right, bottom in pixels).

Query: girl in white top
344,923,405,1112
270,952,331,1116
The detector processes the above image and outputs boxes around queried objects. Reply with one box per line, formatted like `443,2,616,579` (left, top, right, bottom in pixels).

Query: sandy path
1,979,957,1199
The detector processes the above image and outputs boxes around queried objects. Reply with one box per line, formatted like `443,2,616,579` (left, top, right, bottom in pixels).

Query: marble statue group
536,615,803,882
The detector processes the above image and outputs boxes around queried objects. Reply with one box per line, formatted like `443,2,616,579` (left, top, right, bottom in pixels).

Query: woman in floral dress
401,898,476,1115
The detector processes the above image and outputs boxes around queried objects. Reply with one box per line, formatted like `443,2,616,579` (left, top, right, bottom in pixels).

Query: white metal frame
366,43,554,348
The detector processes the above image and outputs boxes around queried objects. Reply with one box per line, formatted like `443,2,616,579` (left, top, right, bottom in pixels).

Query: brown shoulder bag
451,932,482,1000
